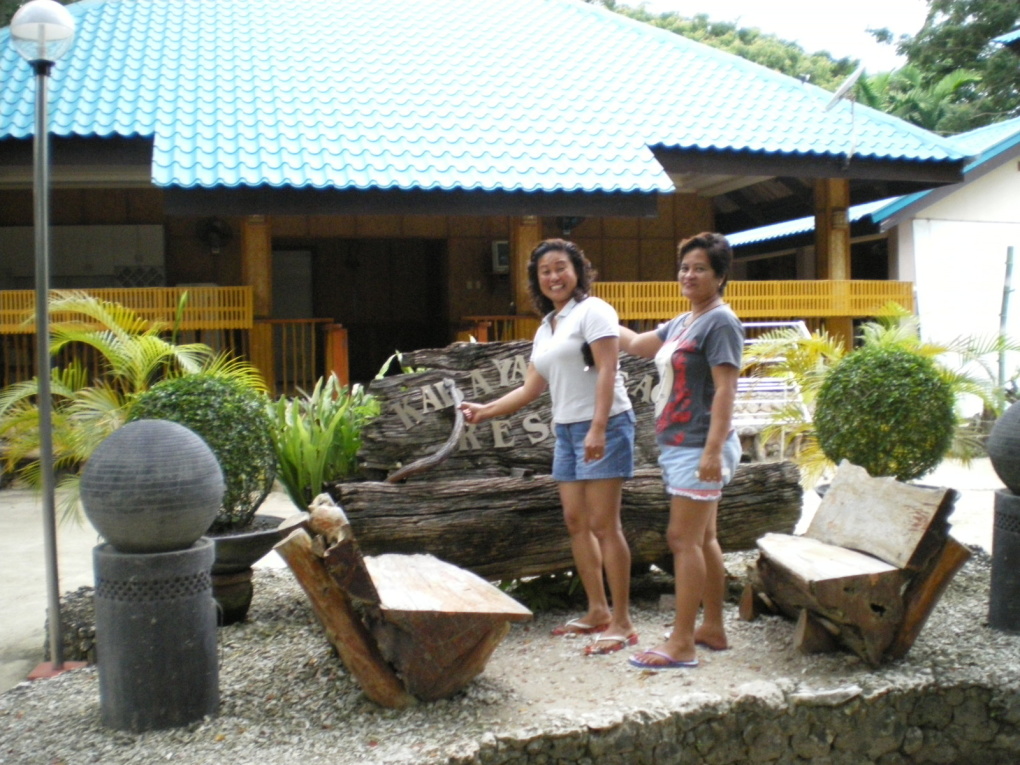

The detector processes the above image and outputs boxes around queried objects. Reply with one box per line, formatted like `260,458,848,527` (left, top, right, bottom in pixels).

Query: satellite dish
825,64,865,111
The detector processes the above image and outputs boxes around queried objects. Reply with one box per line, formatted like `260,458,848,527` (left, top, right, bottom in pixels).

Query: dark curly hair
526,238,595,315
678,232,733,295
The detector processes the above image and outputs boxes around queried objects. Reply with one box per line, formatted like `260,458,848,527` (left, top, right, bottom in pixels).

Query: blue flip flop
628,649,699,669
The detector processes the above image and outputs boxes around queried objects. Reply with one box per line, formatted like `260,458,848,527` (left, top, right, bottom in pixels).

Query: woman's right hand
459,401,489,425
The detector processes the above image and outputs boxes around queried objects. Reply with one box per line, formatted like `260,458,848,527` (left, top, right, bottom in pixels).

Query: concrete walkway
0,460,1006,694
0,489,299,694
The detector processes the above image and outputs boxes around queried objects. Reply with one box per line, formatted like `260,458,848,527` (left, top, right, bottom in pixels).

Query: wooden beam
814,178,852,347
240,215,272,318
510,216,542,316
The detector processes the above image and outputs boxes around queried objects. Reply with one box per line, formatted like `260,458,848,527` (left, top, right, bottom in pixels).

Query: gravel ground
1,549,1017,765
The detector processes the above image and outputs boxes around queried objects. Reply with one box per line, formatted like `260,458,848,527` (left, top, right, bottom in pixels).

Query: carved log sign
359,340,659,481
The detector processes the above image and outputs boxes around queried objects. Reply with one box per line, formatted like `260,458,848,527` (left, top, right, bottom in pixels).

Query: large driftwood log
329,462,802,581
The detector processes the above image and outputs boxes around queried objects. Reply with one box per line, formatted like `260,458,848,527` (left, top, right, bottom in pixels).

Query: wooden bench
275,495,532,707
742,461,970,665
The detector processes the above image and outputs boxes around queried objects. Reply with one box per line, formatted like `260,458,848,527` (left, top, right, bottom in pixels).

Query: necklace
684,298,724,327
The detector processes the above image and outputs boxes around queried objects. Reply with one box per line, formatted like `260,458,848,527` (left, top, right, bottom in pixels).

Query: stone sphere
81,419,225,553
988,401,1020,494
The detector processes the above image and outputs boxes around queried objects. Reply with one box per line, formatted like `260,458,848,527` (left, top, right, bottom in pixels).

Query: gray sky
639,0,929,72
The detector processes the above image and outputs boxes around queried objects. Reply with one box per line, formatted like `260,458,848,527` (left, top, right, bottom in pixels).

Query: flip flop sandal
628,649,699,669
583,632,639,656
551,618,610,637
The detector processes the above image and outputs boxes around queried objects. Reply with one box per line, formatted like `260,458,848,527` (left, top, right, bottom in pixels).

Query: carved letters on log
359,341,660,480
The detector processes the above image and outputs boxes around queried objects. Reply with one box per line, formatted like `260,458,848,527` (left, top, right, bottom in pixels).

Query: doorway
310,239,448,383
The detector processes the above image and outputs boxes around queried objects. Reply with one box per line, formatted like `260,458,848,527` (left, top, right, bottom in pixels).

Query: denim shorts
657,431,741,501
552,409,636,482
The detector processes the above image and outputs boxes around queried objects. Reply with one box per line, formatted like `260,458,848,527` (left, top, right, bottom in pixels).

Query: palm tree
857,65,981,133
0,291,264,519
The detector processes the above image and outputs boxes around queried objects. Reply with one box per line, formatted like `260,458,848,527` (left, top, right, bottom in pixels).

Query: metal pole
32,59,63,670
1001,246,1014,391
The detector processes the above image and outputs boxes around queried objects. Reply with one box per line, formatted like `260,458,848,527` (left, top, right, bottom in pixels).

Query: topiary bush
814,345,956,482
128,374,276,531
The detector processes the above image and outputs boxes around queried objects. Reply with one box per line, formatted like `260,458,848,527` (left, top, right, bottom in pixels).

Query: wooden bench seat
276,494,532,707
743,461,970,665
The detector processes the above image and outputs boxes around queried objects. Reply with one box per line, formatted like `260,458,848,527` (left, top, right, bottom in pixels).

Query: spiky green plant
266,374,379,509
0,291,265,521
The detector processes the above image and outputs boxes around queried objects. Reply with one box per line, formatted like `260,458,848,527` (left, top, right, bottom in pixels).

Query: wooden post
324,323,349,387
240,215,273,319
249,320,275,397
814,179,853,349
510,216,542,315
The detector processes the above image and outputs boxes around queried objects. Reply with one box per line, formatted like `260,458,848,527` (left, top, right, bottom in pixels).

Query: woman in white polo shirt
459,239,637,656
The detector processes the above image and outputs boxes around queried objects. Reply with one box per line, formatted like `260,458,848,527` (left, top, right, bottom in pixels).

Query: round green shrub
814,345,956,482
128,374,276,532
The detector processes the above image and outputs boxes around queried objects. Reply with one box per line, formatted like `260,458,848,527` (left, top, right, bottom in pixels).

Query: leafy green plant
814,346,956,482
0,291,263,520
743,305,1020,486
266,374,379,509
129,374,276,531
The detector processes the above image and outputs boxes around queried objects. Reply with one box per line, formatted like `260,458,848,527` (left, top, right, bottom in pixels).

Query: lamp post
10,0,76,675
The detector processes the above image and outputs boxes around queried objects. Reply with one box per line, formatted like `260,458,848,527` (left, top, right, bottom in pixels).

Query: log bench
742,461,970,666
275,495,532,708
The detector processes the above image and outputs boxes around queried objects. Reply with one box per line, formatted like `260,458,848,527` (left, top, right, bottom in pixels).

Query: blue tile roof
728,115,1020,248
0,0,966,194
993,28,1020,46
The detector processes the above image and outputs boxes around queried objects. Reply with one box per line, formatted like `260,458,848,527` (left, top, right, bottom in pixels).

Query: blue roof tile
1,0,965,194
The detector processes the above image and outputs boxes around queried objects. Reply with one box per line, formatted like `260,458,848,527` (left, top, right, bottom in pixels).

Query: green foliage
129,374,276,531
858,65,982,133
0,291,262,521
878,0,1020,131
814,346,956,482
265,375,379,509
743,305,1020,486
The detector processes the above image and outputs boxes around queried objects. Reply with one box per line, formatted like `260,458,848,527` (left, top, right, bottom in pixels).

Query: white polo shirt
530,296,632,424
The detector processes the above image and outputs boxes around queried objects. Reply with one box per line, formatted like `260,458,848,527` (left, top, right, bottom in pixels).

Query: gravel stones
2,550,1019,764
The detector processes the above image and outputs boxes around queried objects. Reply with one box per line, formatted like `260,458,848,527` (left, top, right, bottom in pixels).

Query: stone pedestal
94,538,218,731
989,490,1020,633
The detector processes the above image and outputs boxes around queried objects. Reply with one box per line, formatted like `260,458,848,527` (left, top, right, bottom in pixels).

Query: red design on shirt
656,337,697,445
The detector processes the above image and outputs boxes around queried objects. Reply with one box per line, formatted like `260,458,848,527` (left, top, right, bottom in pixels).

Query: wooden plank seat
275,494,532,707
742,461,970,665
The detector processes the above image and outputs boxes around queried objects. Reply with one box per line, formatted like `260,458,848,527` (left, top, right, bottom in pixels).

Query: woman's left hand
584,426,607,463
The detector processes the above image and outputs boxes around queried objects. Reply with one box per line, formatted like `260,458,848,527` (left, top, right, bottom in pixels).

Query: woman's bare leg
693,502,729,650
583,478,634,641
559,481,612,627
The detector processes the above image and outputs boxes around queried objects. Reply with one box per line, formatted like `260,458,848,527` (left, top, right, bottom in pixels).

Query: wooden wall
0,188,715,331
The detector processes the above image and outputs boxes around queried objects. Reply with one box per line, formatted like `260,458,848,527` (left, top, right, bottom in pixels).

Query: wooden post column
510,216,542,315
814,179,853,349
241,215,273,319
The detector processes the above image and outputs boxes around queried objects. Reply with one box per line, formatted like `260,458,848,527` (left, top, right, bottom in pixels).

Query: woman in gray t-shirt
620,232,743,670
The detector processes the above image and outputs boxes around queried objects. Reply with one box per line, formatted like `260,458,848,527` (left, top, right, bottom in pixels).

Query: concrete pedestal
989,490,1020,633
94,538,218,731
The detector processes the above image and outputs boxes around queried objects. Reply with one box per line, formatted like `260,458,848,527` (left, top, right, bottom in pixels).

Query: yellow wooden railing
0,288,347,395
464,280,915,341
0,286,253,333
